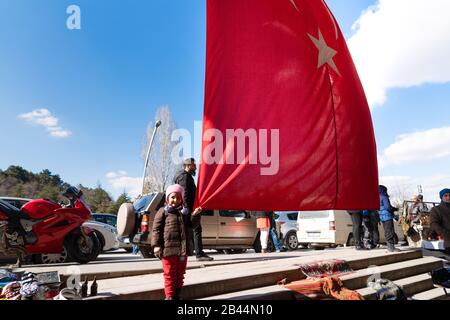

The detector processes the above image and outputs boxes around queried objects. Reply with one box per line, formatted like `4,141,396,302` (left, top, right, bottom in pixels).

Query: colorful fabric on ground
282,276,364,300
0,269,19,283
0,281,21,300
321,277,364,300
298,259,353,278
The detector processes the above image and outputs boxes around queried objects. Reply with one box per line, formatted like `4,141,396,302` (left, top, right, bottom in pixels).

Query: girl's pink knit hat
166,184,185,202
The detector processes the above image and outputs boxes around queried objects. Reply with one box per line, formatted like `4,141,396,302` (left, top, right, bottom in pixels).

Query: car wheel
347,233,356,247
139,245,155,259
33,245,70,264
285,232,298,251
117,203,136,237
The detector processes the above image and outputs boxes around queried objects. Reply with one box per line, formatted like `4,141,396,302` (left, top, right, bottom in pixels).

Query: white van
296,210,405,248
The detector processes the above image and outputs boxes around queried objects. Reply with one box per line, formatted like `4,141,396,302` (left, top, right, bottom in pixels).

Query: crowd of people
349,185,400,253
348,186,450,254
148,157,450,300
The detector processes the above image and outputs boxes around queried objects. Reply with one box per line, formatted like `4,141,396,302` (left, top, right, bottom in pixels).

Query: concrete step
410,287,450,300
357,273,435,300
201,285,296,300
204,273,435,301
15,254,294,282
340,256,443,290
87,249,423,300
203,256,442,301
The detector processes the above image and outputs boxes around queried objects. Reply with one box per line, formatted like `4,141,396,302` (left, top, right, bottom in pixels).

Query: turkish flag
196,0,379,211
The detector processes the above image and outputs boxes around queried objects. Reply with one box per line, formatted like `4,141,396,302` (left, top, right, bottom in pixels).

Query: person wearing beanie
151,184,202,300
430,188,450,254
173,158,214,261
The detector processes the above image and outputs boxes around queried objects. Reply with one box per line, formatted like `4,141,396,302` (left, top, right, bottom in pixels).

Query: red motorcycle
0,186,101,267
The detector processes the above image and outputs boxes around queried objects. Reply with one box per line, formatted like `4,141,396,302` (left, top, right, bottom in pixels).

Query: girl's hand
193,207,203,216
153,247,161,258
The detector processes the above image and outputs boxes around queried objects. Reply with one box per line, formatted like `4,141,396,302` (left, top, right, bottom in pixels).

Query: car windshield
299,211,330,219
275,211,297,220
219,210,247,218
105,215,117,227
0,199,20,212
287,212,298,220
133,194,156,213
93,214,117,227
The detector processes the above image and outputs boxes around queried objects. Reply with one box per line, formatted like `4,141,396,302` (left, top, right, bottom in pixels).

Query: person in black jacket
173,158,213,261
348,210,367,250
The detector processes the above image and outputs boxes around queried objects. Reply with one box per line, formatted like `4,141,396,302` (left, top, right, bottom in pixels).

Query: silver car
118,192,261,258
91,213,133,252
274,211,299,250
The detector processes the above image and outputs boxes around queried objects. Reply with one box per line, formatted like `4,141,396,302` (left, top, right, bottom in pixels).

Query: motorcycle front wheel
66,232,102,264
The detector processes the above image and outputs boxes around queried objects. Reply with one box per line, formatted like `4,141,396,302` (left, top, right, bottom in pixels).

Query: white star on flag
307,29,341,76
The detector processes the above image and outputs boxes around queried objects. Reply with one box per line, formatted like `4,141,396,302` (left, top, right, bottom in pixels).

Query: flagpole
141,120,162,195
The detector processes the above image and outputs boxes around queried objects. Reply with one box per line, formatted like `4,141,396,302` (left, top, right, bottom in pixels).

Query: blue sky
1,0,449,202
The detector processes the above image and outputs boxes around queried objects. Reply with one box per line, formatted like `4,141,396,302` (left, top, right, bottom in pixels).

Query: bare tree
388,180,415,208
141,106,178,194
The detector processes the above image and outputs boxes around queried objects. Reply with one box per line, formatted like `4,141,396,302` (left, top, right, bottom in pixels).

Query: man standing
174,158,213,261
408,195,428,225
348,210,367,250
430,188,450,254
362,210,380,249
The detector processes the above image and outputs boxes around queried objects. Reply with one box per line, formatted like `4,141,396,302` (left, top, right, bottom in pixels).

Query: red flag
196,0,379,211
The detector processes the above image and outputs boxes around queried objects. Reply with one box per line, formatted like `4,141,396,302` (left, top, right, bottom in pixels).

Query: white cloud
18,108,72,138
378,126,450,168
348,0,450,107
380,175,450,203
106,171,142,199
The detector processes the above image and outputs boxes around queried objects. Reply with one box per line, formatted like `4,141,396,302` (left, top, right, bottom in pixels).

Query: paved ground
2,246,448,273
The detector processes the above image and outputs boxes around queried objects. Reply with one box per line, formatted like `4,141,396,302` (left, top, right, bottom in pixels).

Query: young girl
151,184,202,300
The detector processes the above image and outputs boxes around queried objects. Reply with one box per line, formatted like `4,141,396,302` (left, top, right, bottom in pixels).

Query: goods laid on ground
0,268,97,300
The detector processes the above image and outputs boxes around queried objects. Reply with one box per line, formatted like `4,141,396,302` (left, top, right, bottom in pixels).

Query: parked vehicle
92,213,118,227
0,187,102,266
91,213,133,252
83,220,119,252
274,212,299,250
0,197,31,210
296,210,406,249
117,192,261,258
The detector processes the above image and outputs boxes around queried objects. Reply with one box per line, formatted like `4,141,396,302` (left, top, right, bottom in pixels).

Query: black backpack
431,267,450,289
